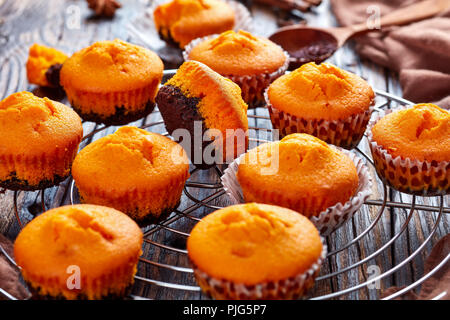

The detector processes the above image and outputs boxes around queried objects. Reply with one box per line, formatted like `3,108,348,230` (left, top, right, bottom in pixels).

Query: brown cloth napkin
330,0,450,108
382,234,450,300
0,234,29,300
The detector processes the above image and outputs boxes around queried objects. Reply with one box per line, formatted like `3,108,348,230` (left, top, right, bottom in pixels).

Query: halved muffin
156,60,248,168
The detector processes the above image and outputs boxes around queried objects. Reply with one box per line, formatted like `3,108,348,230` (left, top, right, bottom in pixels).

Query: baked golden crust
72,126,190,223
188,30,287,76
187,203,323,284
0,92,82,189
268,62,374,120
371,103,450,162
237,134,359,217
14,204,143,300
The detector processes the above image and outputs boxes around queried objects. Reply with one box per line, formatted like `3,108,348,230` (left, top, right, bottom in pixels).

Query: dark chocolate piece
156,85,215,169
70,100,155,126
291,40,337,66
45,63,63,88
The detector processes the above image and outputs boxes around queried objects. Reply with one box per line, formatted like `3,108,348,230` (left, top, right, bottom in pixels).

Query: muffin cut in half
156,60,248,168
187,203,326,299
60,39,163,125
0,91,83,191
72,126,190,226
14,204,143,300
266,62,375,149
369,103,449,196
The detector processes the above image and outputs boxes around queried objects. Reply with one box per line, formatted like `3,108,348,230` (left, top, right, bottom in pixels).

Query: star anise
86,0,122,18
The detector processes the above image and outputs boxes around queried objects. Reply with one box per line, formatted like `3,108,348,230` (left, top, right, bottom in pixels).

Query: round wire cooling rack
0,70,449,300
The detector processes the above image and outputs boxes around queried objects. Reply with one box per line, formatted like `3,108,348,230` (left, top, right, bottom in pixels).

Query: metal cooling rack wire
1,83,448,300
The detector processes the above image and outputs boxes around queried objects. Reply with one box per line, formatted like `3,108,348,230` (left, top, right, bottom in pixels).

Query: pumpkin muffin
184,30,289,107
237,134,359,218
0,92,83,191
26,44,68,88
369,103,450,195
14,204,143,300
72,126,190,225
267,62,375,149
187,203,325,300
153,0,235,48
60,39,163,125
156,60,248,168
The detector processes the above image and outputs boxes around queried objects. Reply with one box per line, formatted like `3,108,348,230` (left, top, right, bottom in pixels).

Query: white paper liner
151,0,253,46
367,106,449,196
221,147,373,236
190,237,327,300
265,89,374,149
183,35,290,108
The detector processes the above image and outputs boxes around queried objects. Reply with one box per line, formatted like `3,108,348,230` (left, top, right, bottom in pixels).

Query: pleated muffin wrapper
221,148,372,236
367,106,450,196
190,237,327,300
264,89,375,149
183,36,290,108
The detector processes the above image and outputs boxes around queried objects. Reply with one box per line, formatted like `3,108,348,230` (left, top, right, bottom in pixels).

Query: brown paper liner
190,238,326,300
183,36,289,108
75,170,189,224
22,255,140,300
265,90,374,149
0,137,81,190
221,149,372,236
367,106,449,196
64,82,159,119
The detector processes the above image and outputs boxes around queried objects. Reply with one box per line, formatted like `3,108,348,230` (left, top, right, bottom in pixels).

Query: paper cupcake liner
221,148,372,236
22,255,140,300
183,36,289,108
0,137,81,189
75,170,189,222
265,90,374,149
190,237,327,300
367,106,449,196
64,82,160,117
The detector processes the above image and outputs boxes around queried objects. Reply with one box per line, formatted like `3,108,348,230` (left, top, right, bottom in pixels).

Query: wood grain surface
0,0,448,300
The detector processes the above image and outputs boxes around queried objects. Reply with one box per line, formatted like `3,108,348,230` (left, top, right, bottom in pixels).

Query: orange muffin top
14,204,143,295
154,0,235,48
268,62,375,120
188,30,287,76
371,103,450,162
237,134,359,215
26,44,68,87
60,39,163,93
0,91,82,157
72,126,190,196
187,203,323,284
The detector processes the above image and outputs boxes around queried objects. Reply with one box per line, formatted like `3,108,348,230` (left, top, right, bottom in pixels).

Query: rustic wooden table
0,0,448,300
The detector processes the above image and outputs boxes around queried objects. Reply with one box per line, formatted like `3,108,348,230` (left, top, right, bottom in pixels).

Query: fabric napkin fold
381,234,450,300
330,0,450,108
